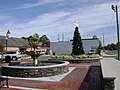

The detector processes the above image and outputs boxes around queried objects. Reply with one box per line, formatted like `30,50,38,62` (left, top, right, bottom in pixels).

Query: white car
0,54,2,59
88,49,96,54
1,51,21,60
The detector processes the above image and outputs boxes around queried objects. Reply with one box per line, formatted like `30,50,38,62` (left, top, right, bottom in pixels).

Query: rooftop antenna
62,33,64,42
68,37,69,41
58,34,60,42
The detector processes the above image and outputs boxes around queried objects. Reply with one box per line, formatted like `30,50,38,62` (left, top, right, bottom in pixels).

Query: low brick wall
2,61,69,78
49,58,101,63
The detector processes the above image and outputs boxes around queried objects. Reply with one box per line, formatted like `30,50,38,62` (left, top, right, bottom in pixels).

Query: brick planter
2,61,69,78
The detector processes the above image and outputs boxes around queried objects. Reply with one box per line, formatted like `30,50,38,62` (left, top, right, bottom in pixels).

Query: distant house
82,38,100,54
50,36,101,54
0,36,28,52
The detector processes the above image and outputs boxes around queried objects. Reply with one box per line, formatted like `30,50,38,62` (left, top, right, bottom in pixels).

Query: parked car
0,54,2,59
88,49,96,54
1,51,21,60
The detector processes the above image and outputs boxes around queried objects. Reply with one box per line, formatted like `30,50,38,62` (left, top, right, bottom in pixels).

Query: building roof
0,36,28,47
70,38,99,41
50,38,100,54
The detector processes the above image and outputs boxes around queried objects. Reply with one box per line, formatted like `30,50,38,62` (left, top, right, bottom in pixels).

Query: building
0,36,28,53
50,36,101,54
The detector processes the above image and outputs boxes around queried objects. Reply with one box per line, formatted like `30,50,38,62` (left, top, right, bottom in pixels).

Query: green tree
104,43,117,50
21,37,27,41
28,33,40,50
39,35,50,44
71,26,84,55
27,33,41,66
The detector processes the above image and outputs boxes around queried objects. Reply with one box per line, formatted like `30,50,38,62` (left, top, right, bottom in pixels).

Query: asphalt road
108,50,117,55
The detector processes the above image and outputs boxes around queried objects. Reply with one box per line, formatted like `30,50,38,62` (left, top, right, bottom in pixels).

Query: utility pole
62,33,64,42
103,34,105,48
68,37,69,41
112,5,120,60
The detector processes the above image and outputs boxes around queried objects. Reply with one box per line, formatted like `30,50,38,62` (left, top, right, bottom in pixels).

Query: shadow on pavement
79,66,104,90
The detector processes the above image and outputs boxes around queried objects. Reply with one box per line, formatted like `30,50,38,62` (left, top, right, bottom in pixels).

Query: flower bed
51,54,100,59
49,54,101,63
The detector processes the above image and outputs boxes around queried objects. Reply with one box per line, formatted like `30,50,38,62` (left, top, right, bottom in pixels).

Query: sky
0,0,119,45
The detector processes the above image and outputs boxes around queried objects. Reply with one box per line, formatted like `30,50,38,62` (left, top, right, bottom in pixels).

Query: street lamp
111,5,120,60
5,30,11,52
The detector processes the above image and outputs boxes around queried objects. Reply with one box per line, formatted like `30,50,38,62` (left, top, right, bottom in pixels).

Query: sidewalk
101,53,120,90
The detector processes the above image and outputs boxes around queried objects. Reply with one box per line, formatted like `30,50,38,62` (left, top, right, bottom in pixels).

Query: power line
117,0,120,3
110,12,116,28
83,8,111,16
111,12,115,22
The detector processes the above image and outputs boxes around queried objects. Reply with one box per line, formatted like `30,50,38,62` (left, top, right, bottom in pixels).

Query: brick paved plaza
0,59,103,90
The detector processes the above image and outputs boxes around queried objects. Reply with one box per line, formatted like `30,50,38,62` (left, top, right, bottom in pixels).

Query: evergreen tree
71,26,84,55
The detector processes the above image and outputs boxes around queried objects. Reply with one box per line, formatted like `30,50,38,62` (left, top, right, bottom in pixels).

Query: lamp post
111,5,120,60
5,30,11,52
5,37,8,52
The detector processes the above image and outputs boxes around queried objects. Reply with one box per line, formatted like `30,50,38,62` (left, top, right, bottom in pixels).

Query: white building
50,37,101,54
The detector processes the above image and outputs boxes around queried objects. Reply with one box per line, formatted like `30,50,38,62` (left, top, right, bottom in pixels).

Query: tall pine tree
71,26,84,55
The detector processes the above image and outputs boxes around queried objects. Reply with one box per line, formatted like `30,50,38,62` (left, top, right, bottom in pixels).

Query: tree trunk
33,59,38,66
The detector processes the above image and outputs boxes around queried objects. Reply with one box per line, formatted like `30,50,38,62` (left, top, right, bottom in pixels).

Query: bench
103,77,116,90
0,76,9,88
101,59,116,90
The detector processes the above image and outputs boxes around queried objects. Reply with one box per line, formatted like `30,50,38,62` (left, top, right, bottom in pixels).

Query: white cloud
41,0,65,3
27,11,70,26
0,16,11,21
1,1,117,44
3,10,71,38
103,32,117,44
70,3,115,35
10,0,65,10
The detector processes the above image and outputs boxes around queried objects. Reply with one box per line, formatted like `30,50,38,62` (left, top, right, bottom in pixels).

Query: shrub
76,55,88,59
50,54,100,59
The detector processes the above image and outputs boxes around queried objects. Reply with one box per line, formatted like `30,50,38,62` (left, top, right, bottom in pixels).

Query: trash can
5,56,11,63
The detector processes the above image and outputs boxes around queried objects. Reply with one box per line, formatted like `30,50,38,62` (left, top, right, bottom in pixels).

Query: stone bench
0,76,9,88
101,59,116,90
103,77,116,90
